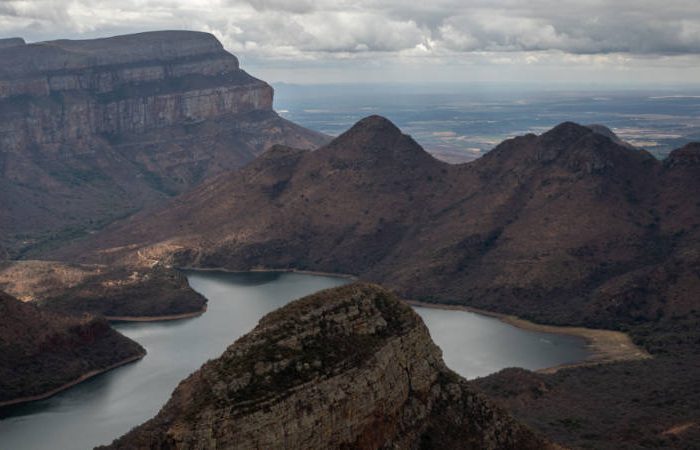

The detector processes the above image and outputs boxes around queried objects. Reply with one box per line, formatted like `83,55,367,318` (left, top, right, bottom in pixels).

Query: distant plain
275,84,700,162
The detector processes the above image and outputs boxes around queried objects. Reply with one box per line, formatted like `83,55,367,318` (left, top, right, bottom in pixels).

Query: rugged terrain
0,31,327,258
0,260,206,318
0,290,145,407
50,116,700,448
58,116,699,331
101,283,553,450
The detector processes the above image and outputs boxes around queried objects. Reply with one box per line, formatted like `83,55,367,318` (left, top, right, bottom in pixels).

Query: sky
1,0,699,85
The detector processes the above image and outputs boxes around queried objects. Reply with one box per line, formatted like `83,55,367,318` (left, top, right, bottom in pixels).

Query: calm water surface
0,271,589,450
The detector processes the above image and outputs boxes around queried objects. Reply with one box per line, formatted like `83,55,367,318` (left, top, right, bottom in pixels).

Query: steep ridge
0,290,145,407
100,283,553,450
39,116,700,449
0,31,327,258
54,116,699,329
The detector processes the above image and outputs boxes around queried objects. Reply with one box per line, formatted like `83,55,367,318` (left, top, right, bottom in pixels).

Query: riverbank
0,352,145,408
180,268,650,372
106,304,207,322
404,300,651,373
179,266,359,280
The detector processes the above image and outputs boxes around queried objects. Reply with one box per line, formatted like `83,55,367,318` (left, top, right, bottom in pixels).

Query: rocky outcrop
102,283,552,450
0,31,328,258
0,260,206,319
0,290,145,406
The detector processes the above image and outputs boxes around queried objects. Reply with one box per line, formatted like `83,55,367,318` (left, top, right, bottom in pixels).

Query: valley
1,271,590,449
1,26,699,450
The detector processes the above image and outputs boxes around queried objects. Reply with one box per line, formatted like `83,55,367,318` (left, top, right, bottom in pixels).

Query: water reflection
0,271,588,450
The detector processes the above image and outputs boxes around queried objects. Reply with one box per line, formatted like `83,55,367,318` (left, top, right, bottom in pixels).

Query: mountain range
36,114,699,449
57,115,700,333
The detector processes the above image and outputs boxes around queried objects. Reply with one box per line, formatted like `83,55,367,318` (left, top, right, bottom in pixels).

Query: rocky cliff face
102,283,552,450
0,290,144,406
0,31,327,258
0,31,271,140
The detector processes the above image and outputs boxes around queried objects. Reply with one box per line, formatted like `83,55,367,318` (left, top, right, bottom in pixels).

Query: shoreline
179,266,359,281
0,352,145,409
106,304,207,322
182,267,650,373
404,300,651,373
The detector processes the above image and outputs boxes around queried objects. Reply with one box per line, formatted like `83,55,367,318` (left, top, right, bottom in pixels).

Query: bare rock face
0,31,327,258
0,31,270,123
102,284,552,450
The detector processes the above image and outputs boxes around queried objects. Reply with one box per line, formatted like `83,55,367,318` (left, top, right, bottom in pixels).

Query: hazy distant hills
59,115,700,332
0,31,327,259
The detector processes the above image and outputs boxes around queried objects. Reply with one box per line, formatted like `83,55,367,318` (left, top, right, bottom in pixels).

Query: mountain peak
351,114,402,133
541,121,593,142
330,115,404,145
666,142,700,167
321,115,438,167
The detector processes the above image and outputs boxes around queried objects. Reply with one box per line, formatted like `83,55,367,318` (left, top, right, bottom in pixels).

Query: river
0,270,589,450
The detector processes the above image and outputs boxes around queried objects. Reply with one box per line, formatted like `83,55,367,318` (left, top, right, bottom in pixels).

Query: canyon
41,115,700,448
101,283,554,450
2,30,699,449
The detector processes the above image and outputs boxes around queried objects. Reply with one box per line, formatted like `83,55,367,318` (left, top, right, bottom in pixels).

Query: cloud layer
1,0,699,83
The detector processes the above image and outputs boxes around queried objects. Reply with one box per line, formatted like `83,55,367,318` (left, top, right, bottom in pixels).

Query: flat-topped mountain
57,116,699,331
0,290,144,407
101,283,552,450
0,30,327,258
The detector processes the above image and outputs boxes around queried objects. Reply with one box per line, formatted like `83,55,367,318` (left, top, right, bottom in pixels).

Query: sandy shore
0,352,145,408
405,300,651,373
105,304,207,322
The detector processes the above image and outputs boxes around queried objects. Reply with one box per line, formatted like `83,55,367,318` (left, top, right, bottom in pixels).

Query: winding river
0,271,589,450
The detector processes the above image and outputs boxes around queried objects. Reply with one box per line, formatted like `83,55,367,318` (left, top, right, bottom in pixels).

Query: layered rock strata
0,31,327,257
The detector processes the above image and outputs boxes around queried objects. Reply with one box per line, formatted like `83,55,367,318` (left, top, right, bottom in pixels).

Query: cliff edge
0,30,327,258
101,283,552,450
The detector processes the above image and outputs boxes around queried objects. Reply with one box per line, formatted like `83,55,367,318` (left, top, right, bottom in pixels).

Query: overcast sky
1,0,699,85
